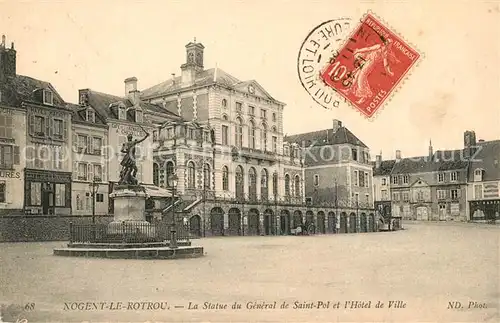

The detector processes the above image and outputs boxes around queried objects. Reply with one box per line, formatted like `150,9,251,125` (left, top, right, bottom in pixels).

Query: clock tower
180,38,205,86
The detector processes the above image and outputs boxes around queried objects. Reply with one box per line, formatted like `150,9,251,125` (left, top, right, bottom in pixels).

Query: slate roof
391,150,470,175
468,140,500,181
284,127,368,148
82,89,180,123
141,68,241,99
0,74,65,108
373,160,396,176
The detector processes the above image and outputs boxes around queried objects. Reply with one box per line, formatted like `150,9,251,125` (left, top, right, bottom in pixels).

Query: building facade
466,133,500,222
0,35,72,215
75,79,176,215
283,119,376,233
69,103,109,216
373,154,395,217
134,41,380,237
390,142,469,221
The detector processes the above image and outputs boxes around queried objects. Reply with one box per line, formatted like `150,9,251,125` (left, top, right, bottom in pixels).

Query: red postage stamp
320,12,421,118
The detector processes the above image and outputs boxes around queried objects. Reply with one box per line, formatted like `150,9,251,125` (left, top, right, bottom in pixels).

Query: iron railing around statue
69,222,191,244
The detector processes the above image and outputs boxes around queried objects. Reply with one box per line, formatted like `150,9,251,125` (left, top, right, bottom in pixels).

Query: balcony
234,146,277,163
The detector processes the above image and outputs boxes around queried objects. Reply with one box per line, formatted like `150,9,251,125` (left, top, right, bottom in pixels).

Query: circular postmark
297,18,353,110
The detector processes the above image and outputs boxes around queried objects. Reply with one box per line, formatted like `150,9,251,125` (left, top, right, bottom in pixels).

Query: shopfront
470,200,500,221
24,169,72,215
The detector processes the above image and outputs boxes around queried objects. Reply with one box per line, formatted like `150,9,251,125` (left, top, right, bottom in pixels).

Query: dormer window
135,109,143,123
474,169,483,182
43,90,53,105
118,106,126,120
86,108,95,123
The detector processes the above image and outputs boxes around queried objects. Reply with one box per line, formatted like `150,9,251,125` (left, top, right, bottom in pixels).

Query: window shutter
63,119,68,140
29,114,35,135
102,163,107,182
88,163,94,182
457,189,461,198
72,133,78,152
85,136,90,154
13,146,20,165
73,162,78,180
46,117,52,137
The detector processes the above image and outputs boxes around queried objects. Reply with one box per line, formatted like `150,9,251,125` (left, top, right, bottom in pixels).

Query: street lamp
167,173,178,249
89,179,100,224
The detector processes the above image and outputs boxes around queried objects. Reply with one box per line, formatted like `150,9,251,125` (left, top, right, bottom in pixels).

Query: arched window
153,163,159,186
261,123,267,151
249,167,257,201
235,117,243,148
285,174,290,197
203,163,211,189
165,161,174,187
222,166,229,191
249,120,256,149
222,114,228,121
294,175,301,198
187,161,195,189
235,165,244,199
261,168,268,201
271,126,277,133
273,173,278,198
222,98,227,108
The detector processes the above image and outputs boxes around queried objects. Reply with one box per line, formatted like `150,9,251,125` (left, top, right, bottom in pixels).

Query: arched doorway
210,207,224,236
292,210,303,229
248,208,260,235
360,213,367,232
369,213,375,232
305,210,315,234
264,209,275,235
228,208,241,236
235,165,244,200
317,211,326,234
327,211,336,233
189,215,202,237
349,212,357,233
280,210,291,235
248,167,257,201
340,212,348,233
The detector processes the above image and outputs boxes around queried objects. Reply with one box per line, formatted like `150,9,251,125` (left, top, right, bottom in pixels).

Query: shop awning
142,185,174,198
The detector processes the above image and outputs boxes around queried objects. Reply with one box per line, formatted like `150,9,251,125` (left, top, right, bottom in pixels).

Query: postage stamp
320,12,421,118
297,18,352,110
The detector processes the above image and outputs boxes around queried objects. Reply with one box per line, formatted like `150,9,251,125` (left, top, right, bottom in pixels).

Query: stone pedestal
108,185,155,236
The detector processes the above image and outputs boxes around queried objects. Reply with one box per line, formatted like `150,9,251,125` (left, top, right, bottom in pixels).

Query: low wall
0,215,114,242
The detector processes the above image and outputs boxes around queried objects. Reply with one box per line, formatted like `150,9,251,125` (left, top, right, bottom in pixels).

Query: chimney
395,150,401,161
124,77,140,105
478,139,485,143
332,119,342,133
0,35,17,81
375,154,382,169
428,139,433,159
171,73,176,85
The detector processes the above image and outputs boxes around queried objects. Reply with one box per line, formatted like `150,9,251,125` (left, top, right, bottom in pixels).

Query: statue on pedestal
119,125,150,186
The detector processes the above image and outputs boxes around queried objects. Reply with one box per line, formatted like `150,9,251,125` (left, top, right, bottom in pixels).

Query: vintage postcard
0,0,499,322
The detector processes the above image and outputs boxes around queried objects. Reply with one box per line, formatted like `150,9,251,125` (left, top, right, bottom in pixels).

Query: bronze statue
119,125,150,185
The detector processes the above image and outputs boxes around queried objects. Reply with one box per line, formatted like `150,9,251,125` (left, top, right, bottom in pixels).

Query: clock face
248,84,255,94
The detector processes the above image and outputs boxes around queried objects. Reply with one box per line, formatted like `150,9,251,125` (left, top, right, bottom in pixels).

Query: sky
1,0,499,159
